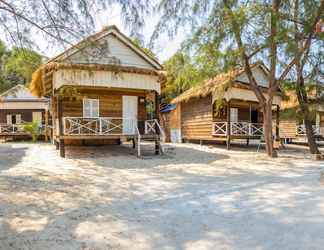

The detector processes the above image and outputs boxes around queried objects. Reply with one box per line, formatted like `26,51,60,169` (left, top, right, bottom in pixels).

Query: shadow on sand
0,144,28,171
0,148,323,250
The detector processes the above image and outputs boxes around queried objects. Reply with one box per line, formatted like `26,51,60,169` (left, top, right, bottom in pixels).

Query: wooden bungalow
169,63,282,148
0,84,49,140
280,89,324,141
30,25,165,157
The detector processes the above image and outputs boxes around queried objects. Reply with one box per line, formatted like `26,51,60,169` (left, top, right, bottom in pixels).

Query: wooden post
276,105,280,141
154,91,160,136
59,139,65,158
155,91,160,121
44,110,49,142
226,101,231,150
155,139,159,155
57,96,65,158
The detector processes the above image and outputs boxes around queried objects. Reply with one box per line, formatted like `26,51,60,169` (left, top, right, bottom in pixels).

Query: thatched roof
171,63,276,104
29,25,165,97
171,70,240,104
281,89,324,110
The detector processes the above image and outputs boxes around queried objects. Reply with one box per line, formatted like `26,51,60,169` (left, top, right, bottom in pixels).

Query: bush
23,121,40,142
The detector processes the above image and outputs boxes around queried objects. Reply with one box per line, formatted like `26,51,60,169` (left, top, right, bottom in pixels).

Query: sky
33,5,187,63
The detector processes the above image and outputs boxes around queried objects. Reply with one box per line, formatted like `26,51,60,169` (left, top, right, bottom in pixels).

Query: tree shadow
0,143,323,250
64,143,230,169
0,144,28,171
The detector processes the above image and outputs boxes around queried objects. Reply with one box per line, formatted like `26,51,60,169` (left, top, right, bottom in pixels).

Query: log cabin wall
279,119,297,139
0,109,45,124
213,100,263,123
60,89,147,120
53,88,148,145
181,95,213,140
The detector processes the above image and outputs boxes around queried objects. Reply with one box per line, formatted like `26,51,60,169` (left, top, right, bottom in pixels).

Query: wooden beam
59,139,65,158
56,96,65,158
226,101,231,150
276,105,280,141
44,110,49,142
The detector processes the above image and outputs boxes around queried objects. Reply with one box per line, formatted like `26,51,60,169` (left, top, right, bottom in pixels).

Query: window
6,114,22,124
83,99,99,118
230,108,238,122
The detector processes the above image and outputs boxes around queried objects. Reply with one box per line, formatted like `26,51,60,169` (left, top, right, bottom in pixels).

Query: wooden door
122,96,138,134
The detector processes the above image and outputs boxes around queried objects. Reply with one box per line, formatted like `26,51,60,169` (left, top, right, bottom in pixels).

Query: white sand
0,142,323,250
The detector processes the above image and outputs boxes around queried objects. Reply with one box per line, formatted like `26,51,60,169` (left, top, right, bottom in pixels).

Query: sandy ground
0,142,323,250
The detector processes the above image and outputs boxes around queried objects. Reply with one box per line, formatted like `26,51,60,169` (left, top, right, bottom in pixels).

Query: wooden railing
296,125,320,136
0,123,25,134
63,117,165,137
145,119,166,141
212,122,264,136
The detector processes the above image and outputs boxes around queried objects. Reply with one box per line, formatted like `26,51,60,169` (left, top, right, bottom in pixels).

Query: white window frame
83,98,99,118
230,108,238,122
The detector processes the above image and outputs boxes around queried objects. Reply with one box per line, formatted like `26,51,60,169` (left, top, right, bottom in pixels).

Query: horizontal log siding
0,109,45,124
61,90,146,120
181,96,213,139
279,120,297,138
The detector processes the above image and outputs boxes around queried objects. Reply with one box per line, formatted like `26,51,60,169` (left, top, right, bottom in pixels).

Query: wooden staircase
134,119,165,157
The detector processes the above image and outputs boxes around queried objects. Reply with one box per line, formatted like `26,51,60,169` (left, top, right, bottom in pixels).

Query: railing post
249,123,252,136
99,118,102,135
63,118,66,135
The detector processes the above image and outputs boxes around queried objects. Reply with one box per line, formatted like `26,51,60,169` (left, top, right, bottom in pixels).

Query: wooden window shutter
6,114,12,124
16,114,22,124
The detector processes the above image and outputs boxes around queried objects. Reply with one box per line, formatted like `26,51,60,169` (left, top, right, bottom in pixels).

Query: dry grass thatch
29,67,44,97
171,68,248,104
281,89,322,110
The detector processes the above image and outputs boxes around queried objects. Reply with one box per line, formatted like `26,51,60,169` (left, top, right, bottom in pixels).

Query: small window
230,108,238,122
83,99,99,118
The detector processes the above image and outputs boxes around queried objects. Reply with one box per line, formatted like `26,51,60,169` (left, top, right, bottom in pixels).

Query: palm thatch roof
171,63,276,104
281,89,324,110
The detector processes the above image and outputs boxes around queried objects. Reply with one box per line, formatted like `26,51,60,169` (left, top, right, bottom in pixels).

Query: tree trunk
263,101,277,157
304,118,320,155
296,84,320,155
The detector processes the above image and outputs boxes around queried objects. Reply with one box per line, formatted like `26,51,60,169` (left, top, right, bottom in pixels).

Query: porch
212,122,264,137
296,124,322,136
55,116,165,157
61,117,163,137
211,99,280,149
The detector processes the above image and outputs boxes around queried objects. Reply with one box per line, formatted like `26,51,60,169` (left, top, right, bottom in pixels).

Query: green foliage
23,121,40,142
162,52,202,102
0,42,42,93
4,48,42,84
131,38,157,59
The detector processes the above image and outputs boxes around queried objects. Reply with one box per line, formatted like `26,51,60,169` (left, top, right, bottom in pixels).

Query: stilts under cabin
29,25,166,157
169,63,283,149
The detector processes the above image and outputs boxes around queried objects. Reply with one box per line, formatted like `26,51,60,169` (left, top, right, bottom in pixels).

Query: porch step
134,135,163,157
